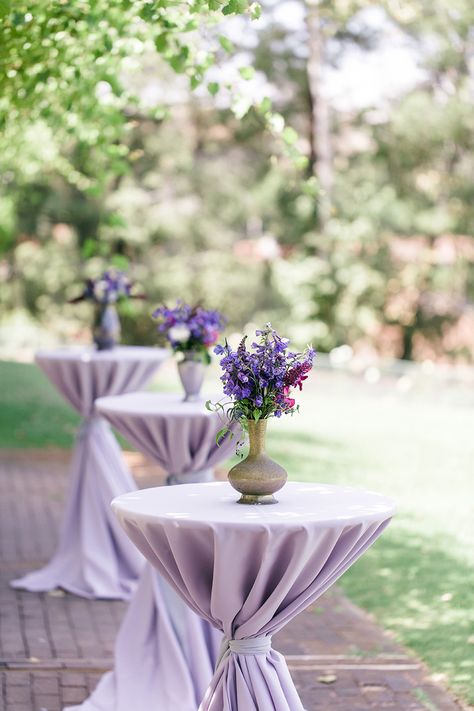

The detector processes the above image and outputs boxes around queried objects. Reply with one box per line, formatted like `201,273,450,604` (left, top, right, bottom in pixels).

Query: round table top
112,481,396,530
96,392,220,419
36,345,169,364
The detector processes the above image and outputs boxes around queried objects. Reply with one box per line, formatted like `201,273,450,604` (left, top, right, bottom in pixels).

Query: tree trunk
306,2,332,229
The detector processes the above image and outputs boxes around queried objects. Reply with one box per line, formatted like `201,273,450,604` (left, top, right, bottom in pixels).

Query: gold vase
228,419,287,505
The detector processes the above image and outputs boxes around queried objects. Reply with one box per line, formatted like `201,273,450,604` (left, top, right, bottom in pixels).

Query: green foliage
0,0,255,160
0,0,473,364
238,66,255,80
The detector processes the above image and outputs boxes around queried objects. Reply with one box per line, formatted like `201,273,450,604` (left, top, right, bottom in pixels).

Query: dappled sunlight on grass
339,527,474,703
268,429,356,482
264,384,474,703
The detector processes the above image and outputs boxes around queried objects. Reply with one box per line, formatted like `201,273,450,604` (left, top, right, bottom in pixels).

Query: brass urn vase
228,419,287,504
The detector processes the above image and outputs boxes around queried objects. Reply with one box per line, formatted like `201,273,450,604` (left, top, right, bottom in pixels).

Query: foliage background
1,0,473,360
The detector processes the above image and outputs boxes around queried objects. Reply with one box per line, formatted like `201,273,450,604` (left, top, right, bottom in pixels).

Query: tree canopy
0,0,259,148
1,0,473,363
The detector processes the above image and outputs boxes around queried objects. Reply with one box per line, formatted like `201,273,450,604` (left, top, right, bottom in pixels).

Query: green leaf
282,126,298,145
295,155,309,170
169,46,190,73
81,237,98,259
12,11,24,26
111,254,129,270
239,66,254,81
152,106,167,120
208,81,219,95
0,0,11,19
259,96,272,114
218,35,234,53
216,426,230,445
154,34,168,52
106,212,127,228
183,19,198,31
222,0,247,15
250,2,261,19
140,3,157,21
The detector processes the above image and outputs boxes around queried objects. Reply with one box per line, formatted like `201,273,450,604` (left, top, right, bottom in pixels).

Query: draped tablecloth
11,346,168,600
112,481,395,711
66,392,238,711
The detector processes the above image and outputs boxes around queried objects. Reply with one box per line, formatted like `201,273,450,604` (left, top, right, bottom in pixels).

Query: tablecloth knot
77,415,104,440
166,469,214,486
216,635,272,670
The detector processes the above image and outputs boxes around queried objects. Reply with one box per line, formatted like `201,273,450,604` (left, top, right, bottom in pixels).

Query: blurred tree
248,0,474,359
0,0,473,361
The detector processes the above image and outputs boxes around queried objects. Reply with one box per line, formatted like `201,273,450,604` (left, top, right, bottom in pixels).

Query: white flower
93,280,114,302
168,324,191,343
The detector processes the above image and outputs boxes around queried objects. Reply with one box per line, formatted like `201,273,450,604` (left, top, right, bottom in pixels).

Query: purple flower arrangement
71,269,139,305
152,301,226,364
209,323,315,431
70,268,143,350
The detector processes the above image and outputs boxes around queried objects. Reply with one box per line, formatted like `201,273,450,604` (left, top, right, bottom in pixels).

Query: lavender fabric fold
36,346,168,418
112,481,395,711
95,392,238,476
11,346,168,600
66,562,221,711
65,393,237,711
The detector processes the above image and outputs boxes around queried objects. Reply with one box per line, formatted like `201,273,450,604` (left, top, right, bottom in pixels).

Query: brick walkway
0,450,467,711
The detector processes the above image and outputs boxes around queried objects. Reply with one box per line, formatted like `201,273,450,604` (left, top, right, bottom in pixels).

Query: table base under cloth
11,417,144,600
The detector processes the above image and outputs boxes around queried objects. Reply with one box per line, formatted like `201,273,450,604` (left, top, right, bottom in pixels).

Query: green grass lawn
269,380,474,706
0,360,80,447
1,359,473,704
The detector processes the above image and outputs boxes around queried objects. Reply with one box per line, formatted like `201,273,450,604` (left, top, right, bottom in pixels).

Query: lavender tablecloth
66,392,237,711
11,346,168,600
113,481,395,711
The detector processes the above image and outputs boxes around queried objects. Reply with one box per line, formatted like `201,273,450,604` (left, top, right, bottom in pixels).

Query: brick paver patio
0,450,467,711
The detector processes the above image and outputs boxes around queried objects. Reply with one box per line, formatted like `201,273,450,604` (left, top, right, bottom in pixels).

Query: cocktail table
113,480,395,710
11,346,168,600
67,392,237,711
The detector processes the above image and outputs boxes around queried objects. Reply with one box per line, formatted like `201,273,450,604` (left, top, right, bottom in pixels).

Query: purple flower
212,323,315,422
73,269,136,305
152,301,226,362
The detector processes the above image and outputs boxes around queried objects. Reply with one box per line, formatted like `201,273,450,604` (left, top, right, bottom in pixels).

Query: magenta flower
284,359,313,391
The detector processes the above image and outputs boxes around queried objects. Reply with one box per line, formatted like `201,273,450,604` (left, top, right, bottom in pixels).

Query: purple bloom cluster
214,323,315,420
152,301,225,361
82,269,133,304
